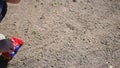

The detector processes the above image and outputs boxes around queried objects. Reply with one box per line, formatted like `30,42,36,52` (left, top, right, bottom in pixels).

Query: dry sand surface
0,0,120,68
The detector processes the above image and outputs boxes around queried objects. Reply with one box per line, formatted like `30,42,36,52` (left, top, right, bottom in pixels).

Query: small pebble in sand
73,0,76,2
109,65,113,68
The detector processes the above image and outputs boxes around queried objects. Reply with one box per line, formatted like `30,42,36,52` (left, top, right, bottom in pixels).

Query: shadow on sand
0,55,9,68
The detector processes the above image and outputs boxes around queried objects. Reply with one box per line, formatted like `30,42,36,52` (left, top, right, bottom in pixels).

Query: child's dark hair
0,39,13,48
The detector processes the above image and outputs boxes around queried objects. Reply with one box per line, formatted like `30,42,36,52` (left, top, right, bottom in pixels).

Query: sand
0,0,120,68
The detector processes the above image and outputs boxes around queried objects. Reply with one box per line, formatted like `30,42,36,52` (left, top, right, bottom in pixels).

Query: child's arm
6,0,21,4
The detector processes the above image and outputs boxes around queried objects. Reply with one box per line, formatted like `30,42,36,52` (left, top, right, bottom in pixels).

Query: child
0,34,24,60
0,39,14,53
0,34,14,53
0,0,21,22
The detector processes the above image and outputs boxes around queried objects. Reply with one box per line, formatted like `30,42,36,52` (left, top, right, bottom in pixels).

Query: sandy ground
0,0,120,68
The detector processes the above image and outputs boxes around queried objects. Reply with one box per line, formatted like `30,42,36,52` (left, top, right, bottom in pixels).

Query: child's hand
0,39,14,53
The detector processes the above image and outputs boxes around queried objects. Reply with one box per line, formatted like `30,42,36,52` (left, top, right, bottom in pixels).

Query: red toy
2,37,24,60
